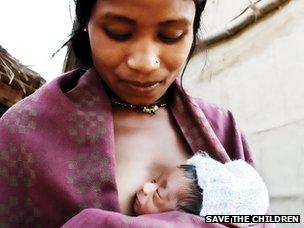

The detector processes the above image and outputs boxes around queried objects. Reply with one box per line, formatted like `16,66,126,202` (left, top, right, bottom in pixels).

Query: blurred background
185,1,304,227
0,0,74,80
0,0,303,227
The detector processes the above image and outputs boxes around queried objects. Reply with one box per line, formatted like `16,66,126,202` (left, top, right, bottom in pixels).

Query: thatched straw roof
0,45,46,115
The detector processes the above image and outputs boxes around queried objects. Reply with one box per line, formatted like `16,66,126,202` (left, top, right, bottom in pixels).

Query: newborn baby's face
133,167,190,215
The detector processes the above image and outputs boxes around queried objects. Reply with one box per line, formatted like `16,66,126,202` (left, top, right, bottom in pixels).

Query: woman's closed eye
102,26,132,42
157,27,188,44
158,32,185,43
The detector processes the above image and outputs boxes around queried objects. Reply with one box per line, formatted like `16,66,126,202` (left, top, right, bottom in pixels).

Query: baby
133,153,269,217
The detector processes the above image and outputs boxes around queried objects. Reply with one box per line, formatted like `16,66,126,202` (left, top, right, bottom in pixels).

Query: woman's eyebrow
158,19,191,27
99,13,136,25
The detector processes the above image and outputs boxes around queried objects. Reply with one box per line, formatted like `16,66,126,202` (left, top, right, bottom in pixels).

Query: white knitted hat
186,153,269,216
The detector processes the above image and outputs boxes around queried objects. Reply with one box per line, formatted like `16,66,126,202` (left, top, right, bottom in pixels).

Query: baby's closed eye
155,189,162,198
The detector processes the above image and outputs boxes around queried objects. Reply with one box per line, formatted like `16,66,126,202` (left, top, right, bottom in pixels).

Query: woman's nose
127,40,160,74
142,182,157,195
127,55,160,73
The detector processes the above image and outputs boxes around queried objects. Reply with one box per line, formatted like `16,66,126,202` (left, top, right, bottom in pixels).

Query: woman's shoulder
193,97,235,129
1,69,87,117
0,69,87,132
192,97,254,164
0,68,109,146
32,68,87,102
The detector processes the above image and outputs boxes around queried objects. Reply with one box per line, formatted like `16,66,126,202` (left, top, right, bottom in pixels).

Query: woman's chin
113,86,168,106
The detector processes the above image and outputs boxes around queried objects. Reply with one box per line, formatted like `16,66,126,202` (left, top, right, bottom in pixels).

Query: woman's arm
62,209,229,228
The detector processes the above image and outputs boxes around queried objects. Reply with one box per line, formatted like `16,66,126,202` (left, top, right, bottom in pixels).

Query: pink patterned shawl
0,69,273,227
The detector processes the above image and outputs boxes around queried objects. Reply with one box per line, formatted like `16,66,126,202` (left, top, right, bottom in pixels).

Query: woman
0,0,273,227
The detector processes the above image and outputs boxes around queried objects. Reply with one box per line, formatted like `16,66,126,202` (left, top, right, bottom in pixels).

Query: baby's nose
142,182,157,195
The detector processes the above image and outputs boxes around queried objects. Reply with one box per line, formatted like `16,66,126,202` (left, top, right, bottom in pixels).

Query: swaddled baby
133,153,269,217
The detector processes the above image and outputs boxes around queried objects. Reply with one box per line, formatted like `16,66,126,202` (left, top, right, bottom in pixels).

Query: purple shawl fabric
0,69,274,227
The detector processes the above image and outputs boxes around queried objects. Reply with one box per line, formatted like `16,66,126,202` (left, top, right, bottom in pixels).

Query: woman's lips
122,80,161,94
127,80,160,87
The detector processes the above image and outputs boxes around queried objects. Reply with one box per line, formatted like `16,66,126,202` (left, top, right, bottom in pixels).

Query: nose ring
127,57,160,69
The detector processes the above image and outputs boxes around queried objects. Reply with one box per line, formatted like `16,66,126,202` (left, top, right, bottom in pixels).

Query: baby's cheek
144,201,156,213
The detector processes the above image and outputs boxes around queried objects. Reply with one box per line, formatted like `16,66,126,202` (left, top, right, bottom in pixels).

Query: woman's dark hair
69,0,207,68
177,164,203,215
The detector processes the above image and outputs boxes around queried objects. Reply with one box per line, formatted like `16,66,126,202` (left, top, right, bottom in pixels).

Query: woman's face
133,167,191,215
87,0,195,105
